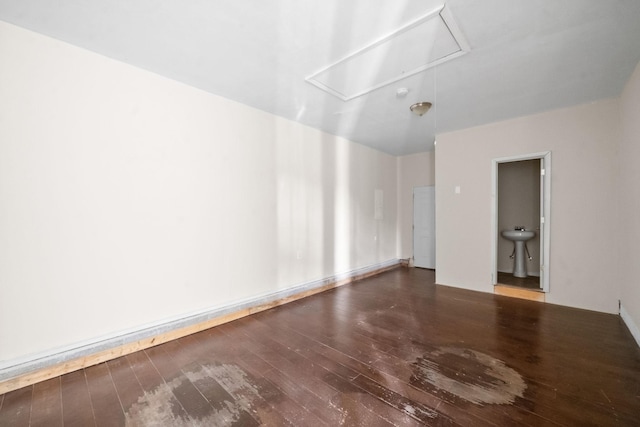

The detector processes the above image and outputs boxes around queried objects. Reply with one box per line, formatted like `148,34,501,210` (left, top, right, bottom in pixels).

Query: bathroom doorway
491,152,551,292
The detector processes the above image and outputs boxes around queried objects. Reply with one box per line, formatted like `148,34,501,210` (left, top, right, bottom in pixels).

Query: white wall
0,22,398,364
619,61,640,338
396,152,435,260
436,99,620,313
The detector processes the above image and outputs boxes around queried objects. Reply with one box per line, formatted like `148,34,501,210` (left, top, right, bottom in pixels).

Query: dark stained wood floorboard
249,312,499,427
84,362,125,427
167,329,295,425
221,319,412,426
60,370,95,427
0,384,32,426
216,321,368,425
246,270,633,425
1,267,639,426
300,294,604,424
30,377,63,427
144,344,216,422
213,327,351,426
123,349,191,422
105,357,145,422
226,317,434,426
254,299,532,426
160,334,268,425
225,331,374,426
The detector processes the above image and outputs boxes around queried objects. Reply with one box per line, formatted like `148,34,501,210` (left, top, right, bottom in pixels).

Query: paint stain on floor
410,347,527,406
125,363,264,426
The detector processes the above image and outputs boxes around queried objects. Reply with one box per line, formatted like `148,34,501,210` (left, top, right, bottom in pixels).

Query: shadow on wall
274,122,397,291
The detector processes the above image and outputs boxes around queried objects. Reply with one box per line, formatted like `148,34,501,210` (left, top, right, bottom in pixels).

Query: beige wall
619,61,640,338
0,22,398,364
497,160,541,276
397,151,435,259
436,99,620,313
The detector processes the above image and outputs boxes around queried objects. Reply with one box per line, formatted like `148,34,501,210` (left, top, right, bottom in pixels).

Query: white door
413,186,435,269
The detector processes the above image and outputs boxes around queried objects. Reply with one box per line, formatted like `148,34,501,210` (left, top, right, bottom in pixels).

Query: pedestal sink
501,230,536,278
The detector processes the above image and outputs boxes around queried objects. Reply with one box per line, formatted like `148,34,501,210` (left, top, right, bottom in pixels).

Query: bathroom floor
497,271,541,289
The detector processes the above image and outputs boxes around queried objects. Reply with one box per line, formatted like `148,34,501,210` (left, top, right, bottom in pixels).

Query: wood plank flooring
496,272,540,290
1,267,639,426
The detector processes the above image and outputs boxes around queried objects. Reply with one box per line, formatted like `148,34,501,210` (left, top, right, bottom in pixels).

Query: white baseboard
0,259,400,385
620,303,640,348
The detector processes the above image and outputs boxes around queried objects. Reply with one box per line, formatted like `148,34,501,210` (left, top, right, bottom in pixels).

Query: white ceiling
1,0,640,155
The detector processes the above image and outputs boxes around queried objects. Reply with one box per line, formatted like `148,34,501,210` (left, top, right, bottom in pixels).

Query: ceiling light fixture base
410,102,432,116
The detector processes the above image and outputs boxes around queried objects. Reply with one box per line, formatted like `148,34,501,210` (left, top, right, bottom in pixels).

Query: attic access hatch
306,5,469,101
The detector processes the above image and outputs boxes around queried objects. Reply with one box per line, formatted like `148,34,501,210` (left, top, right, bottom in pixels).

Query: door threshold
494,284,545,302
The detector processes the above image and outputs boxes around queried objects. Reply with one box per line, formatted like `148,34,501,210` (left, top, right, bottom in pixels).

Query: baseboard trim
620,303,640,348
0,259,400,394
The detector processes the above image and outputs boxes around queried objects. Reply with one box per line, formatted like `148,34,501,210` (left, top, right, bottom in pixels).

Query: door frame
491,151,551,292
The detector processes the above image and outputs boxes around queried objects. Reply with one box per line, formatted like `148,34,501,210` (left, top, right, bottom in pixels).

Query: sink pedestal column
501,230,535,278
512,241,527,278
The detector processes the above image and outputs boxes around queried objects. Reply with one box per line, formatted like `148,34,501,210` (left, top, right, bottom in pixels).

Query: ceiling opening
305,5,469,101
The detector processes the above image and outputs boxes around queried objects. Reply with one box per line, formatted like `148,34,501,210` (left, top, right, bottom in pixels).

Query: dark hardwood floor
1,267,639,426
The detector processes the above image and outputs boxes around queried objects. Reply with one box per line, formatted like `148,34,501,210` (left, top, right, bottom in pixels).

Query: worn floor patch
410,347,526,406
125,363,263,426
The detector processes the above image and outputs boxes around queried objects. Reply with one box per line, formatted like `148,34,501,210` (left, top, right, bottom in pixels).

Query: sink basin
501,230,535,241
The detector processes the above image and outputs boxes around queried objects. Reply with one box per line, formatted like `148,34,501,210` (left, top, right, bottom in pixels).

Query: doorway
491,152,551,292
413,186,435,269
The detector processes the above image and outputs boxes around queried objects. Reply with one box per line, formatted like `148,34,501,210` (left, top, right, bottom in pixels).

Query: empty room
1,1,640,425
